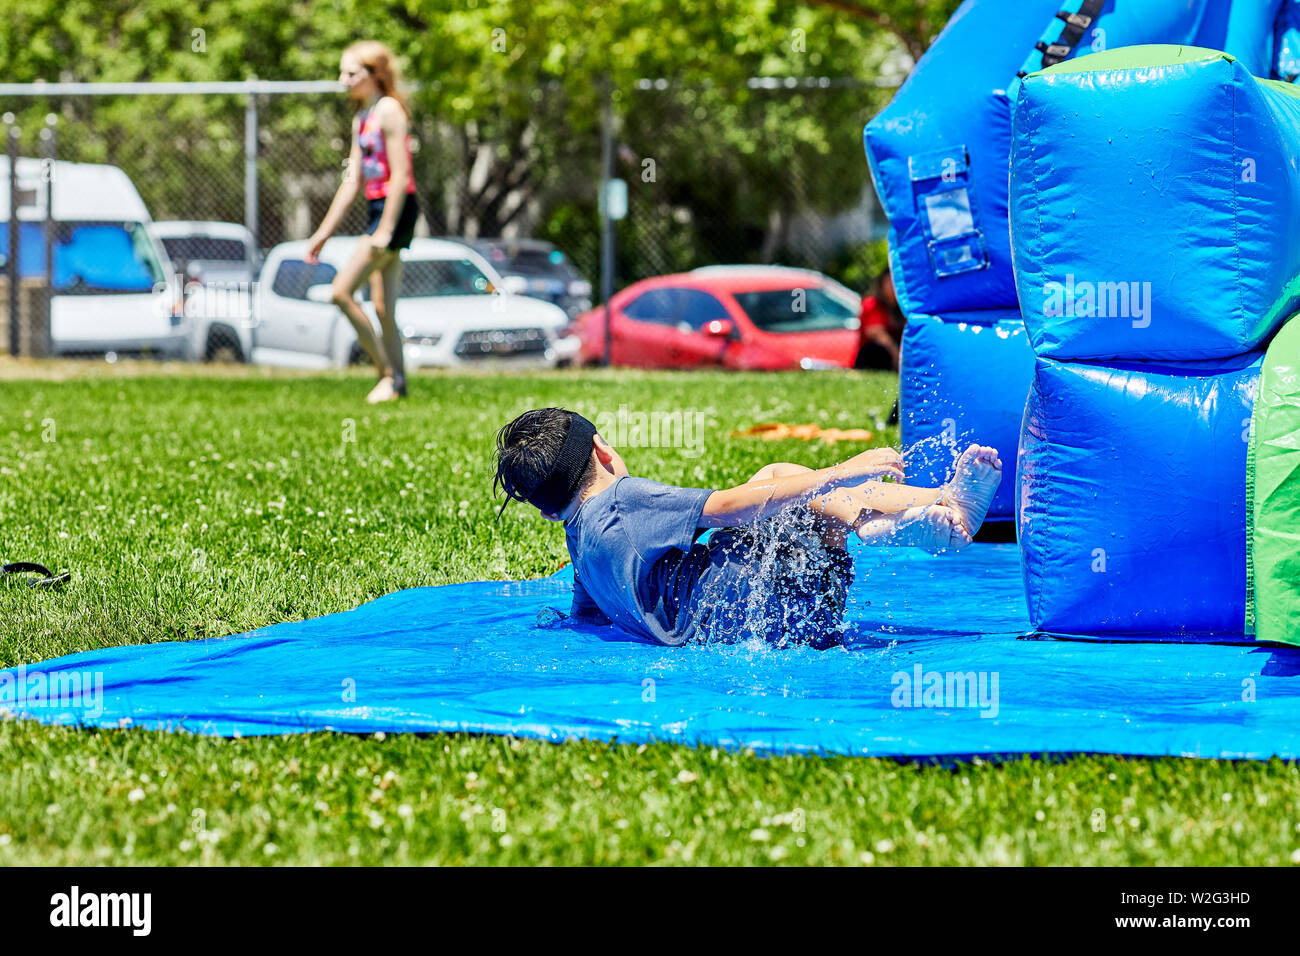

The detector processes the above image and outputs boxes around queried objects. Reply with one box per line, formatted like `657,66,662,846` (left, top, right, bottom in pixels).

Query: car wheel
204,325,246,363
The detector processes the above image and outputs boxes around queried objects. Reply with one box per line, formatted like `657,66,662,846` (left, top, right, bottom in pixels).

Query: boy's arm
570,574,611,625
699,448,904,527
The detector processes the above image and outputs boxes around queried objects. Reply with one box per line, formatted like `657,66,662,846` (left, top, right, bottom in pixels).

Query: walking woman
306,40,420,403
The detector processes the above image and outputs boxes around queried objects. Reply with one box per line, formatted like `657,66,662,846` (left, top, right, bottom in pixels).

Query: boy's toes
925,506,970,553
948,515,973,550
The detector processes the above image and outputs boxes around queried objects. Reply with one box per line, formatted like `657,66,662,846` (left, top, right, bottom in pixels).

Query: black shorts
689,516,856,650
365,194,419,250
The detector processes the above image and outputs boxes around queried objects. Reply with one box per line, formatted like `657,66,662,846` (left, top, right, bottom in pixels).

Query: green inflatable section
1248,316,1300,646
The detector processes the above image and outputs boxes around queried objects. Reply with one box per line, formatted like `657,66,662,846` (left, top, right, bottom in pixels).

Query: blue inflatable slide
865,0,1300,525
865,0,1300,643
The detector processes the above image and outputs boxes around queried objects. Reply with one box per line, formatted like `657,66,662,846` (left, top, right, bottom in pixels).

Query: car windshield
0,221,167,294
733,286,859,333
367,258,494,298
161,236,248,263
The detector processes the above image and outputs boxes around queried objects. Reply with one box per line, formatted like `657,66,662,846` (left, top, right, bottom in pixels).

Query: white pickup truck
251,237,579,369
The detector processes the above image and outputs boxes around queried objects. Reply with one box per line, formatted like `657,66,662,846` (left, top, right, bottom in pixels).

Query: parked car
569,265,861,369
0,157,184,358
251,237,579,369
153,220,258,362
467,238,592,318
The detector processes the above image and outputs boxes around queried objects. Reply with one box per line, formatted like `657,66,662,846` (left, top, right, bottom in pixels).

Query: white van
0,157,184,357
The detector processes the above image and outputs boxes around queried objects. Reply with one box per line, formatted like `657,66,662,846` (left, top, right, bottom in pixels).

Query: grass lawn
0,359,1296,865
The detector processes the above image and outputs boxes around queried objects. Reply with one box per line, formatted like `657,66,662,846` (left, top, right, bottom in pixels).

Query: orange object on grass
730,422,874,443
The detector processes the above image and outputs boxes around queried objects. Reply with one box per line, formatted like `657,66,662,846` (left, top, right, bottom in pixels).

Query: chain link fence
0,77,891,361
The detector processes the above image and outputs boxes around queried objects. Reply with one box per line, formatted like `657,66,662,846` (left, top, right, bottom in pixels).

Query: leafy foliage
0,0,958,284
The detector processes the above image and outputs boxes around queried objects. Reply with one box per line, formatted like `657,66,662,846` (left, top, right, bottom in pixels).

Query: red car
570,266,862,370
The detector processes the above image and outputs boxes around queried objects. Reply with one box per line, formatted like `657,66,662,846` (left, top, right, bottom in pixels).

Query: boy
494,408,1001,648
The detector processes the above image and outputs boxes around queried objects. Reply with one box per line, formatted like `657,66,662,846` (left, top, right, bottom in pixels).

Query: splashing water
685,435,966,652
901,432,967,484
687,500,857,652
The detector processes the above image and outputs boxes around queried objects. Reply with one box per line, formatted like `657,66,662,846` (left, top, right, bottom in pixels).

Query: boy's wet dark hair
494,408,598,518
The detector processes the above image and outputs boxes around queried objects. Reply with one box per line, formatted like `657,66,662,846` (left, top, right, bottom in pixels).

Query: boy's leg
806,484,946,549
835,481,941,513
739,445,999,550
937,445,1002,535
748,462,939,508
814,443,1001,530
746,461,941,513
742,461,944,547
743,463,855,549
812,486,972,552
813,444,1002,551
746,462,810,482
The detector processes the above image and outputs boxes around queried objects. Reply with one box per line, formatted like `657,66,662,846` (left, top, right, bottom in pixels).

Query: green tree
0,0,960,282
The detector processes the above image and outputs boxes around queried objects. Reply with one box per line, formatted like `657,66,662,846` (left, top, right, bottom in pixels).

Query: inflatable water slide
864,0,1300,644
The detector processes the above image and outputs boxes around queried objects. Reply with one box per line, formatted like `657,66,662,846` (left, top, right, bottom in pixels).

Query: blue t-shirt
563,476,715,646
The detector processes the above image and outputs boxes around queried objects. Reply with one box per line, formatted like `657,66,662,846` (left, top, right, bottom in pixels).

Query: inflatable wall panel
864,0,1282,321
1248,314,1300,646
1018,352,1262,638
1011,46,1300,362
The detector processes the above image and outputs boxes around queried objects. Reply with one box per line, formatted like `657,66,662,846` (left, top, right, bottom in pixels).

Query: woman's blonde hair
344,40,412,119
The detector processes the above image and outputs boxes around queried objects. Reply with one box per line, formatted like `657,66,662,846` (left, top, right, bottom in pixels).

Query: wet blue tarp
4,542,1299,760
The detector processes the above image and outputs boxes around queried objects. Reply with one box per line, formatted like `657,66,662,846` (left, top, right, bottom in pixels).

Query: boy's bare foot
939,444,1001,536
856,504,972,552
366,375,399,404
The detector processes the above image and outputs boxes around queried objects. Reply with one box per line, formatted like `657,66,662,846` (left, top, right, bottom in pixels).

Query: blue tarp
4,542,1300,760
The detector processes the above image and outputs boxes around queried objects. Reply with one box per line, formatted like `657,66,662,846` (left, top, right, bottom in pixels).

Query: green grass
1,360,1296,865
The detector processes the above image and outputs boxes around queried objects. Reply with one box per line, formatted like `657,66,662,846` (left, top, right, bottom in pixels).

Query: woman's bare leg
369,253,406,395
330,242,389,376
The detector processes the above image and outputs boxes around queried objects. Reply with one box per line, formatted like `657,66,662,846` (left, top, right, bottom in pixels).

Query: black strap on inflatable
1018,0,1106,78
2,562,70,589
